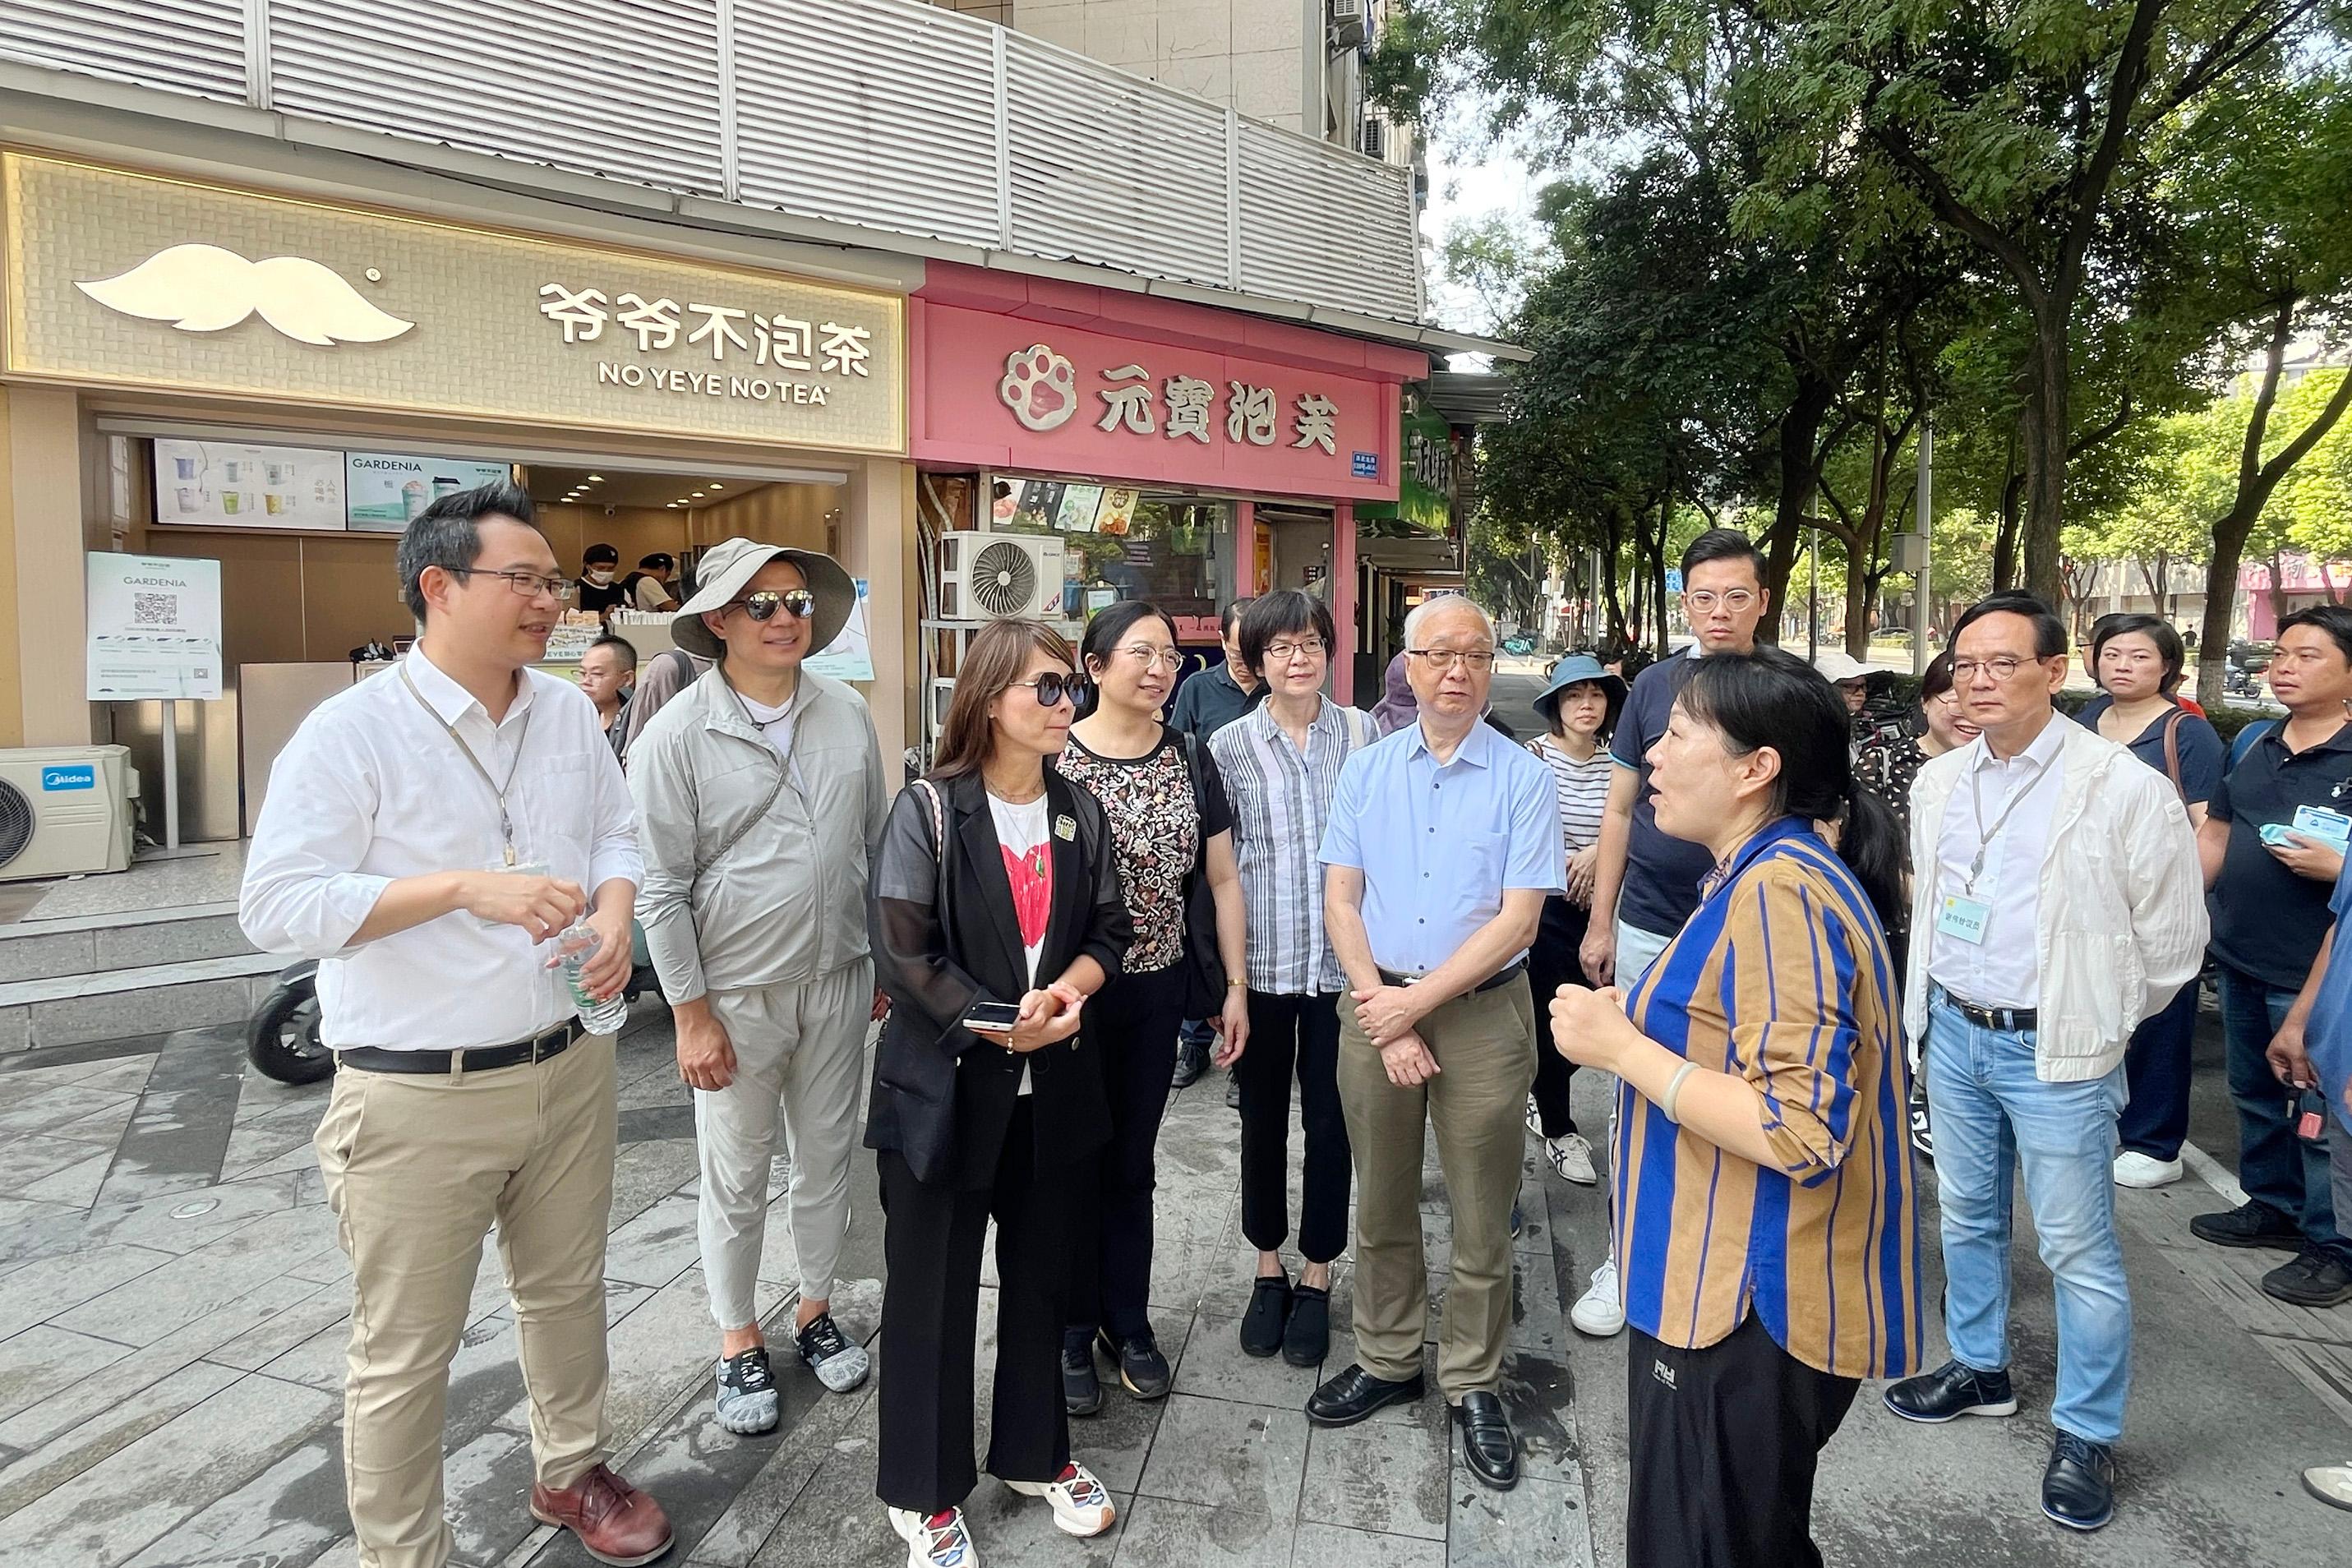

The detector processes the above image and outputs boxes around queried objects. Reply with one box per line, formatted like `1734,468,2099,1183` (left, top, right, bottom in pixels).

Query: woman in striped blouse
1548,648,1922,1568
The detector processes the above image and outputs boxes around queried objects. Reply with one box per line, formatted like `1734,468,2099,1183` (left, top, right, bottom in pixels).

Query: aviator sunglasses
726,588,818,621
1008,672,1092,708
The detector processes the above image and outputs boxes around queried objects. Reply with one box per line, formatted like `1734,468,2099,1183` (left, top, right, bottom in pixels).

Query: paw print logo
1000,344,1078,431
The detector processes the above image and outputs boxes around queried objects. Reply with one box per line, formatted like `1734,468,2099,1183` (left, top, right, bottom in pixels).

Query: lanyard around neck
1964,747,2052,894
400,663,534,865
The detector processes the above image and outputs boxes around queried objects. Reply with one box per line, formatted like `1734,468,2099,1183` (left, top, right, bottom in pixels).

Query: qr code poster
86,552,224,702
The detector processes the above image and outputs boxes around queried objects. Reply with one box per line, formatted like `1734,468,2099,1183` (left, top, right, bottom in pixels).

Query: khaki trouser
699,958,874,1327
316,1036,618,1568
1338,977,1536,1398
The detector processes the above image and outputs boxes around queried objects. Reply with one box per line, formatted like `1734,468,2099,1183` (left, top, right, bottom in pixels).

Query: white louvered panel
267,0,723,196
1236,120,1419,321
731,0,999,248
0,0,247,103
1003,35,1231,293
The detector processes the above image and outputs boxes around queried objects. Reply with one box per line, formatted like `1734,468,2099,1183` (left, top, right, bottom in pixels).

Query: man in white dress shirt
241,482,671,1568
1879,592,2206,1536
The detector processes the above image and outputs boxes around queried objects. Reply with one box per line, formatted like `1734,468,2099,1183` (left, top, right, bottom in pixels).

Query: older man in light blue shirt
1307,593,1564,1491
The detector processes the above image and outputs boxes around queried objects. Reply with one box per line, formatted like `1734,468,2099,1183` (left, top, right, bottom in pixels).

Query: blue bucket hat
1533,653,1628,729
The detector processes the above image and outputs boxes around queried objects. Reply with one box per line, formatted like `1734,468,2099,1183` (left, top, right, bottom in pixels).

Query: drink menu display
345,452,514,532
154,439,346,530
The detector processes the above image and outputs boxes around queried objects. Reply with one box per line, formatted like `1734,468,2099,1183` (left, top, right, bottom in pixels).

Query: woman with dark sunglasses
867,618,1132,1568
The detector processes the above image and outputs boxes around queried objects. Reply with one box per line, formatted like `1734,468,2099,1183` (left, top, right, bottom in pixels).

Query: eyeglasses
1684,589,1757,613
1263,638,1328,663
1118,644,1183,672
1952,656,2034,684
1404,648,1495,672
725,588,817,622
1926,689,1962,709
1008,672,1092,708
447,568,573,601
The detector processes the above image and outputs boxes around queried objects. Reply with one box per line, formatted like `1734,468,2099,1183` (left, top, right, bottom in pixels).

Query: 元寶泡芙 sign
538,283,873,406
998,343,1343,456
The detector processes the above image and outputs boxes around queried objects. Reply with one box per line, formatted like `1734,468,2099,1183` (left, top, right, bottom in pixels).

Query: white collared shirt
240,647,643,1051
1926,712,2068,1009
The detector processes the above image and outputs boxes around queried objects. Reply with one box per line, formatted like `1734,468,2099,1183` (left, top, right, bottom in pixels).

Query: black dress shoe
2189,1199,2304,1251
1883,1358,2018,1423
1171,1034,1210,1089
1282,1284,1330,1367
1306,1363,1426,1427
1239,1272,1291,1358
1097,1327,1172,1400
1453,1391,1519,1489
1061,1335,1101,1418
2042,1431,2116,1531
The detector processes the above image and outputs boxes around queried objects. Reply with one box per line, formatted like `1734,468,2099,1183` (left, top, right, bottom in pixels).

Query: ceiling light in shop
587,474,605,482
666,502,679,509
706,482,725,491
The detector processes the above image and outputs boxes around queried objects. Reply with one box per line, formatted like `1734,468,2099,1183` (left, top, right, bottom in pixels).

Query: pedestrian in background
1168,597,1257,1095
577,634,635,764
1549,646,1921,1568
1057,602,1248,1415
866,619,1131,1568
1211,590,1377,1367
241,482,670,1568
574,541,626,621
1883,593,2206,1533
630,538,888,1433
1309,594,1562,1491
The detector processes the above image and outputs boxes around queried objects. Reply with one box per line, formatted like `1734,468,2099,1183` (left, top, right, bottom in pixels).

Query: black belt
336,1021,584,1075
1936,988,2036,1034
1377,961,1527,997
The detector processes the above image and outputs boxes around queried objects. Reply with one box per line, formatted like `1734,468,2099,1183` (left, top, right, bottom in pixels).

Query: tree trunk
2021,311,2069,605
1993,431,2026,591
2323,558,2343,606
2267,549,2291,627
1762,378,1833,646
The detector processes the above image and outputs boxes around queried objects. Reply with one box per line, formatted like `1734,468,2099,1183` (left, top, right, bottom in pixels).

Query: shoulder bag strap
2161,708,2188,800
912,778,947,873
697,761,787,883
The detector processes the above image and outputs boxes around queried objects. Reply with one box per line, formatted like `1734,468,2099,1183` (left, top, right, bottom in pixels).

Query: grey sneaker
796,1312,872,1393
715,1346,779,1434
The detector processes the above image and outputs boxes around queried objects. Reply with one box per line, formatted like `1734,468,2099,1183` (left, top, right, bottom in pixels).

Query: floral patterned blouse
1057,728,1233,975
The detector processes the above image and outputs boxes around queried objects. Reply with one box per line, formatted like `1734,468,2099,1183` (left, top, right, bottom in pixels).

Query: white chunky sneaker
1545,1133,1599,1186
2111,1151,2183,1189
1005,1461,1117,1537
889,1506,978,1568
1571,1257,1626,1337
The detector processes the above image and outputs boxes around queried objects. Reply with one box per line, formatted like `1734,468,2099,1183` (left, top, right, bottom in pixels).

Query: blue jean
1925,995,2131,1446
2219,963,2347,1261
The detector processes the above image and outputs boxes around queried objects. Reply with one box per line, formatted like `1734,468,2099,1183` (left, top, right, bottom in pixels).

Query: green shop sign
1356,405,1452,534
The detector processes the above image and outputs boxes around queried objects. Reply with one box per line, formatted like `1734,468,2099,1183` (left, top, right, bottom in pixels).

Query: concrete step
0,950,284,1051
0,902,256,985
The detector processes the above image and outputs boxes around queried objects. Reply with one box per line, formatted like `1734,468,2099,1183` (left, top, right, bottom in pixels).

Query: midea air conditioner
937,532,1068,622
0,746,138,879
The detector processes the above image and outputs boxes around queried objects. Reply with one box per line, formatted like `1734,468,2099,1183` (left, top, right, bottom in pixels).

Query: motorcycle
246,929,666,1086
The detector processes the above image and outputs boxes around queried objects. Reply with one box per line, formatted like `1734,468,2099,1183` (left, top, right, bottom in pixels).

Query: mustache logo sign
76,244,415,346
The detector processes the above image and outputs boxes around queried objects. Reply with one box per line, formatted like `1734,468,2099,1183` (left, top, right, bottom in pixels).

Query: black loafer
1453,1391,1518,1490
1061,1335,1101,1418
2189,1199,2304,1251
1171,1035,1210,1090
1239,1272,1291,1358
1097,1327,1172,1400
1306,1363,1425,1427
1883,1358,2017,1423
1282,1284,1330,1367
2041,1431,2116,1531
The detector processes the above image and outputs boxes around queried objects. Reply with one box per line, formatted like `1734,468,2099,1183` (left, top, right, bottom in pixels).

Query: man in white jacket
1879,593,2206,1536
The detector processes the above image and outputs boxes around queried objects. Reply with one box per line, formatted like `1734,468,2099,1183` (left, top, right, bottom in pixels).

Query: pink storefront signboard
911,265,1419,502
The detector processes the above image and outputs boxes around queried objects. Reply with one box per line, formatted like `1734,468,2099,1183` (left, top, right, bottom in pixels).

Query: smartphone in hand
963,1000,1022,1035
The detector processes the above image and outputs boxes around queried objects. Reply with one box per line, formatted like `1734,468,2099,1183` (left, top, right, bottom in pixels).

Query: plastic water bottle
556,923,630,1035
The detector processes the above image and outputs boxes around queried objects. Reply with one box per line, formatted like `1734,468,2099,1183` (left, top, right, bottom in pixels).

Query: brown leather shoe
529,1464,673,1566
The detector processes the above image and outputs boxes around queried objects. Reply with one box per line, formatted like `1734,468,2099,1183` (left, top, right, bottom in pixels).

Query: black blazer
865,768,1132,1188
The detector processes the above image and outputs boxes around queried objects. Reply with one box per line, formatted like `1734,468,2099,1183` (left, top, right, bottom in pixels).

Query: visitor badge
1937,893,1990,945
1054,814,1077,842
2291,805,2352,854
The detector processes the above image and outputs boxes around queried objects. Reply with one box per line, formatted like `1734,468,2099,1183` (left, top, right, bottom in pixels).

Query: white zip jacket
1902,716,2207,1081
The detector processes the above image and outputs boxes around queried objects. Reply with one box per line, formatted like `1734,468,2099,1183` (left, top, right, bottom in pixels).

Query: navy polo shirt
2210,719,2352,990
1609,648,1716,938
2073,695,2225,805
1169,661,1258,741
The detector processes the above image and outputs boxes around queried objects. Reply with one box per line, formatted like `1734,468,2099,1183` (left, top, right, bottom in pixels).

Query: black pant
2118,976,2199,1160
1068,961,1186,1340
1236,990,1351,1264
876,1101,1068,1513
1626,1316,1859,1568
1526,895,1591,1139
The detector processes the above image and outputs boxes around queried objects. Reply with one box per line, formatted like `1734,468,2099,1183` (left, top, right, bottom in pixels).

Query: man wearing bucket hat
629,537,890,1433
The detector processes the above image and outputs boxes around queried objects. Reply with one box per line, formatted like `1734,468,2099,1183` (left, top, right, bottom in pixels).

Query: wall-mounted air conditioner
0,746,138,879
1361,118,1388,160
937,532,1068,622
1330,0,1368,49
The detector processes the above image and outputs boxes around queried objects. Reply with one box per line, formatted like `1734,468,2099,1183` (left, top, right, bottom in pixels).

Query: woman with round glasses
867,618,1132,1568
1054,602,1248,1414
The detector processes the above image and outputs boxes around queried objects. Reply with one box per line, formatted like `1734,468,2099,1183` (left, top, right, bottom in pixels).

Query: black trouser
1068,962,1187,1341
876,1101,1068,1514
2117,976,2199,1161
1626,1316,1860,1568
1236,989,1351,1264
1526,895,1591,1139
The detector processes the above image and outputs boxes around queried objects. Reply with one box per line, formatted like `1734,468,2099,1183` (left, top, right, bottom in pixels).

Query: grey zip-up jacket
630,666,889,1004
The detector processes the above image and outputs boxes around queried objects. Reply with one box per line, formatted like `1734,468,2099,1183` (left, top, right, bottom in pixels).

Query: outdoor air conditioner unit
1361,118,1388,160
937,531,1068,622
1330,0,1368,49
0,745,138,880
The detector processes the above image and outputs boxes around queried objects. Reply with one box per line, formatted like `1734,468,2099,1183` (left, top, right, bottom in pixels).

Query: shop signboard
346,452,515,532
86,552,224,701
1356,405,1453,533
3,154,905,454
154,438,345,530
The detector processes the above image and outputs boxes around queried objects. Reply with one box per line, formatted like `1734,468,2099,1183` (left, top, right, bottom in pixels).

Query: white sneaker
1525,1095,1543,1137
2304,1460,2352,1511
2112,1151,2183,1189
1571,1258,1626,1337
1544,1133,1598,1186
889,1506,978,1568
1005,1461,1116,1538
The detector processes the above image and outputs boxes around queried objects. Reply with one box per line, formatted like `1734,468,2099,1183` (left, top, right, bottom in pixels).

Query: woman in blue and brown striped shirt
1548,647,1923,1568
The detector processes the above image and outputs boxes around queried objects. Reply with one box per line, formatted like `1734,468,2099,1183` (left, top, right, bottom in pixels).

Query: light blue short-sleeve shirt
1319,718,1566,975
